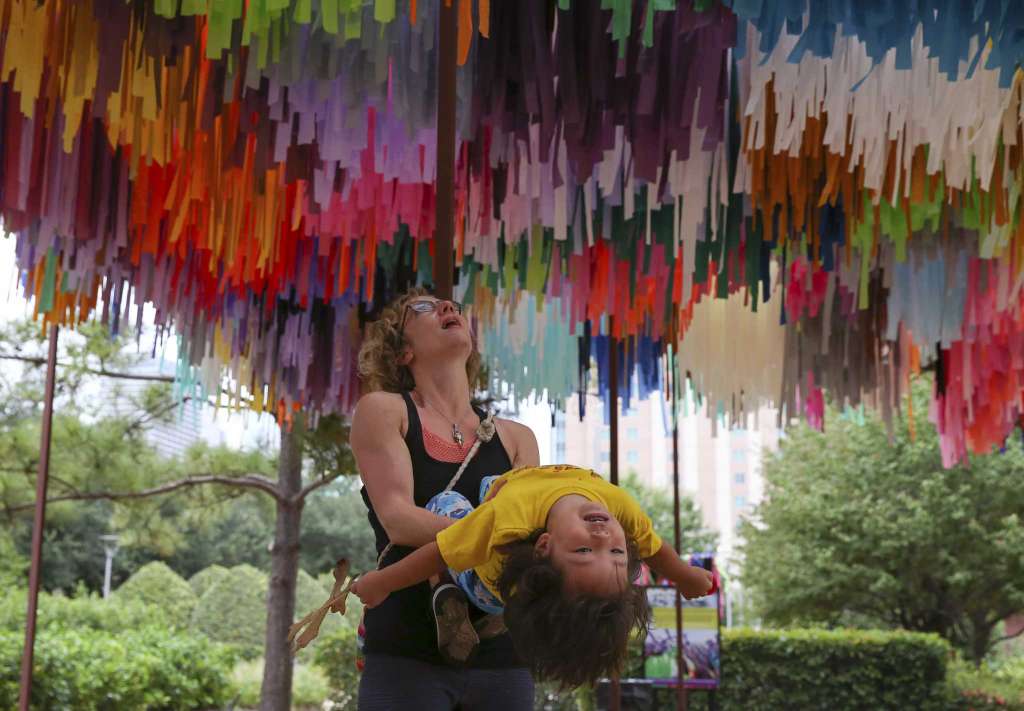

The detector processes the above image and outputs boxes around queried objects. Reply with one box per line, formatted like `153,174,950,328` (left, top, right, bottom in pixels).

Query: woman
351,287,540,710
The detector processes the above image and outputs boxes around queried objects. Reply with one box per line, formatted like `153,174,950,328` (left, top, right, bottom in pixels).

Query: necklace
416,392,470,447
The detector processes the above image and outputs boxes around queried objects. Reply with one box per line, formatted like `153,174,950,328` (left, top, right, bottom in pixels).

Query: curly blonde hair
357,287,484,394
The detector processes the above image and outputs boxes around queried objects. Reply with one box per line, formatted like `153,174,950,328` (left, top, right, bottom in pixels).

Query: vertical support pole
671,321,688,711
19,324,59,711
608,318,621,711
434,0,457,301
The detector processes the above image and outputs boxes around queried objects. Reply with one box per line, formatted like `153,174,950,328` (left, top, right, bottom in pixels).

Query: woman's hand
351,571,392,609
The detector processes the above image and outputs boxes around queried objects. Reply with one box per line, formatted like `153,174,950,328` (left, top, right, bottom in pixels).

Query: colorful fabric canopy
3,0,1023,467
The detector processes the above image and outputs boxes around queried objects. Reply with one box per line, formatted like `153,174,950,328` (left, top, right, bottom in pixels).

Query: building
552,385,780,566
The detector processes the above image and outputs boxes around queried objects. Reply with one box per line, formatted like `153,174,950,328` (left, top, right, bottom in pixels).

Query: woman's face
399,297,472,366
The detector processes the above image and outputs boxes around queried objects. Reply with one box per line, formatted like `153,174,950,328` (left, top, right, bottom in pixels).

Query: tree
740,377,1024,664
621,471,717,555
299,477,378,576
1,320,359,711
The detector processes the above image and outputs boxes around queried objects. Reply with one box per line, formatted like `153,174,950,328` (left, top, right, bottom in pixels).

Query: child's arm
644,542,714,599
351,542,449,608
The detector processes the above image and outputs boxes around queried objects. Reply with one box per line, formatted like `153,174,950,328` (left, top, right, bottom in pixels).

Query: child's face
536,497,629,597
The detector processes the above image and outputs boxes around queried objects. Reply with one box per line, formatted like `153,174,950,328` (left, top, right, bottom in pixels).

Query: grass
231,657,331,709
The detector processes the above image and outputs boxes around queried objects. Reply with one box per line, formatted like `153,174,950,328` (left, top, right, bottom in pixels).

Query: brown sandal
431,584,479,666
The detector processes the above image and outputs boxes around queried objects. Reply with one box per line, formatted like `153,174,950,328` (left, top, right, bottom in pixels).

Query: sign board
642,553,721,689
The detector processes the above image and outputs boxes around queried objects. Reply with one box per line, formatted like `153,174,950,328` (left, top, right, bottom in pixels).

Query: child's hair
495,530,651,689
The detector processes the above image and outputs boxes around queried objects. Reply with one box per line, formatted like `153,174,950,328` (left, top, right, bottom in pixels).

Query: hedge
187,564,229,599
114,561,197,629
0,626,236,710
191,564,268,657
311,625,361,710
0,588,163,633
713,628,950,710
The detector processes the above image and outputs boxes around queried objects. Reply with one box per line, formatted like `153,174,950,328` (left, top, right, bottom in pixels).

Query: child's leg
424,490,480,664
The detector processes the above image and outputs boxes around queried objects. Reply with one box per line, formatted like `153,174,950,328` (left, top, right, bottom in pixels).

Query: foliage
712,627,949,711
300,477,378,575
0,320,279,592
155,492,277,579
0,625,236,710
295,568,329,623
740,377,1024,663
0,528,25,588
231,658,330,709
311,625,361,709
191,564,268,658
621,472,717,554
0,587,165,633
188,564,230,599
114,561,197,629
948,656,1024,710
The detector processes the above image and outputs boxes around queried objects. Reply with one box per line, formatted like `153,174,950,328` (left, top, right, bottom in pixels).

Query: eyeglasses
398,299,464,335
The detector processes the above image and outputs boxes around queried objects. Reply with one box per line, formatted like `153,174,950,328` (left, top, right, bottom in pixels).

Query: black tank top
359,391,522,668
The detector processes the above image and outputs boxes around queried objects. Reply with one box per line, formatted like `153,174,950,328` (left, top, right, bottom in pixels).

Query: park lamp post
99,534,120,599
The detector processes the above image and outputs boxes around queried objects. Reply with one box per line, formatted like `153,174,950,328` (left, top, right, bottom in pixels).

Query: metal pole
433,0,457,301
608,318,620,711
670,322,687,711
19,323,59,711
100,535,120,599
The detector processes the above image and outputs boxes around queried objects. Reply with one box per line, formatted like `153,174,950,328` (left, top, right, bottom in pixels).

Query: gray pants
357,653,534,711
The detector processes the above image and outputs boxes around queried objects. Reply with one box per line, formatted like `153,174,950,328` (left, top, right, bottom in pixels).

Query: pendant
452,424,464,447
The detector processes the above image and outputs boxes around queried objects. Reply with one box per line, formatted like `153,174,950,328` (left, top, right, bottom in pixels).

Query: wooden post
433,0,457,301
19,324,59,711
670,324,688,711
608,318,621,711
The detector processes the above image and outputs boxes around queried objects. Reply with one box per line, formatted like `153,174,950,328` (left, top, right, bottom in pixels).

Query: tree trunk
260,423,304,711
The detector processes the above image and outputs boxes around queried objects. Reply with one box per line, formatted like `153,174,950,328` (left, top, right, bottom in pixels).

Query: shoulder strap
374,409,497,569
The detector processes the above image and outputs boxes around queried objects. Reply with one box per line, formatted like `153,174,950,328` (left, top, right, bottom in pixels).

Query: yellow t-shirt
435,465,663,600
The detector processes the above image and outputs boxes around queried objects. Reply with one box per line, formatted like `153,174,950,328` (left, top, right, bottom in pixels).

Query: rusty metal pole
19,324,59,711
670,322,687,711
608,318,621,711
433,0,457,302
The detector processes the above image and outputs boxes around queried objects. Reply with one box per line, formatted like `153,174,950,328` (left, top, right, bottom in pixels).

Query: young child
352,465,716,688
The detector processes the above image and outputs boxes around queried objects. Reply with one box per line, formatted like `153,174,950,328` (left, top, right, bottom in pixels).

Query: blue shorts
425,476,504,615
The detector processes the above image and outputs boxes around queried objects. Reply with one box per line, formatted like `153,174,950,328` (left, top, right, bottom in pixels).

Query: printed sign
642,554,721,689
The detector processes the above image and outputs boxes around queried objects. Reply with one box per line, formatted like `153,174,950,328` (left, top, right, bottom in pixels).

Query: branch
989,624,1024,647
6,473,283,513
293,471,346,504
0,354,175,383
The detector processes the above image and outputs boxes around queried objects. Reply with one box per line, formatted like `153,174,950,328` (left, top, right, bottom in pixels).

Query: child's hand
483,478,507,502
351,571,391,608
678,567,715,599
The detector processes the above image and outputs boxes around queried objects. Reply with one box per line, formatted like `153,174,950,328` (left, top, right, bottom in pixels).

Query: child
352,464,715,688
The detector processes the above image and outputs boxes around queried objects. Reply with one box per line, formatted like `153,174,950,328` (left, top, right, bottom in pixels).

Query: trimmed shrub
296,568,328,621
311,625,360,709
720,628,949,710
0,626,235,710
667,628,950,711
0,588,164,633
188,564,230,599
192,564,268,658
114,561,197,629
948,656,1024,710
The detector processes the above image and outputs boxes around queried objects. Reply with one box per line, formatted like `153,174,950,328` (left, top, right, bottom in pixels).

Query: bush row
610,628,1023,711
0,627,235,710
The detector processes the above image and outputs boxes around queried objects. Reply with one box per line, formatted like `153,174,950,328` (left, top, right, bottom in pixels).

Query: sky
0,235,554,459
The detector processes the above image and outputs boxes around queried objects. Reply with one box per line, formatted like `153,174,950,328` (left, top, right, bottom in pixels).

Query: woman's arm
503,420,540,468
351,392,453,547
644,542,714,599
351,542,448,607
